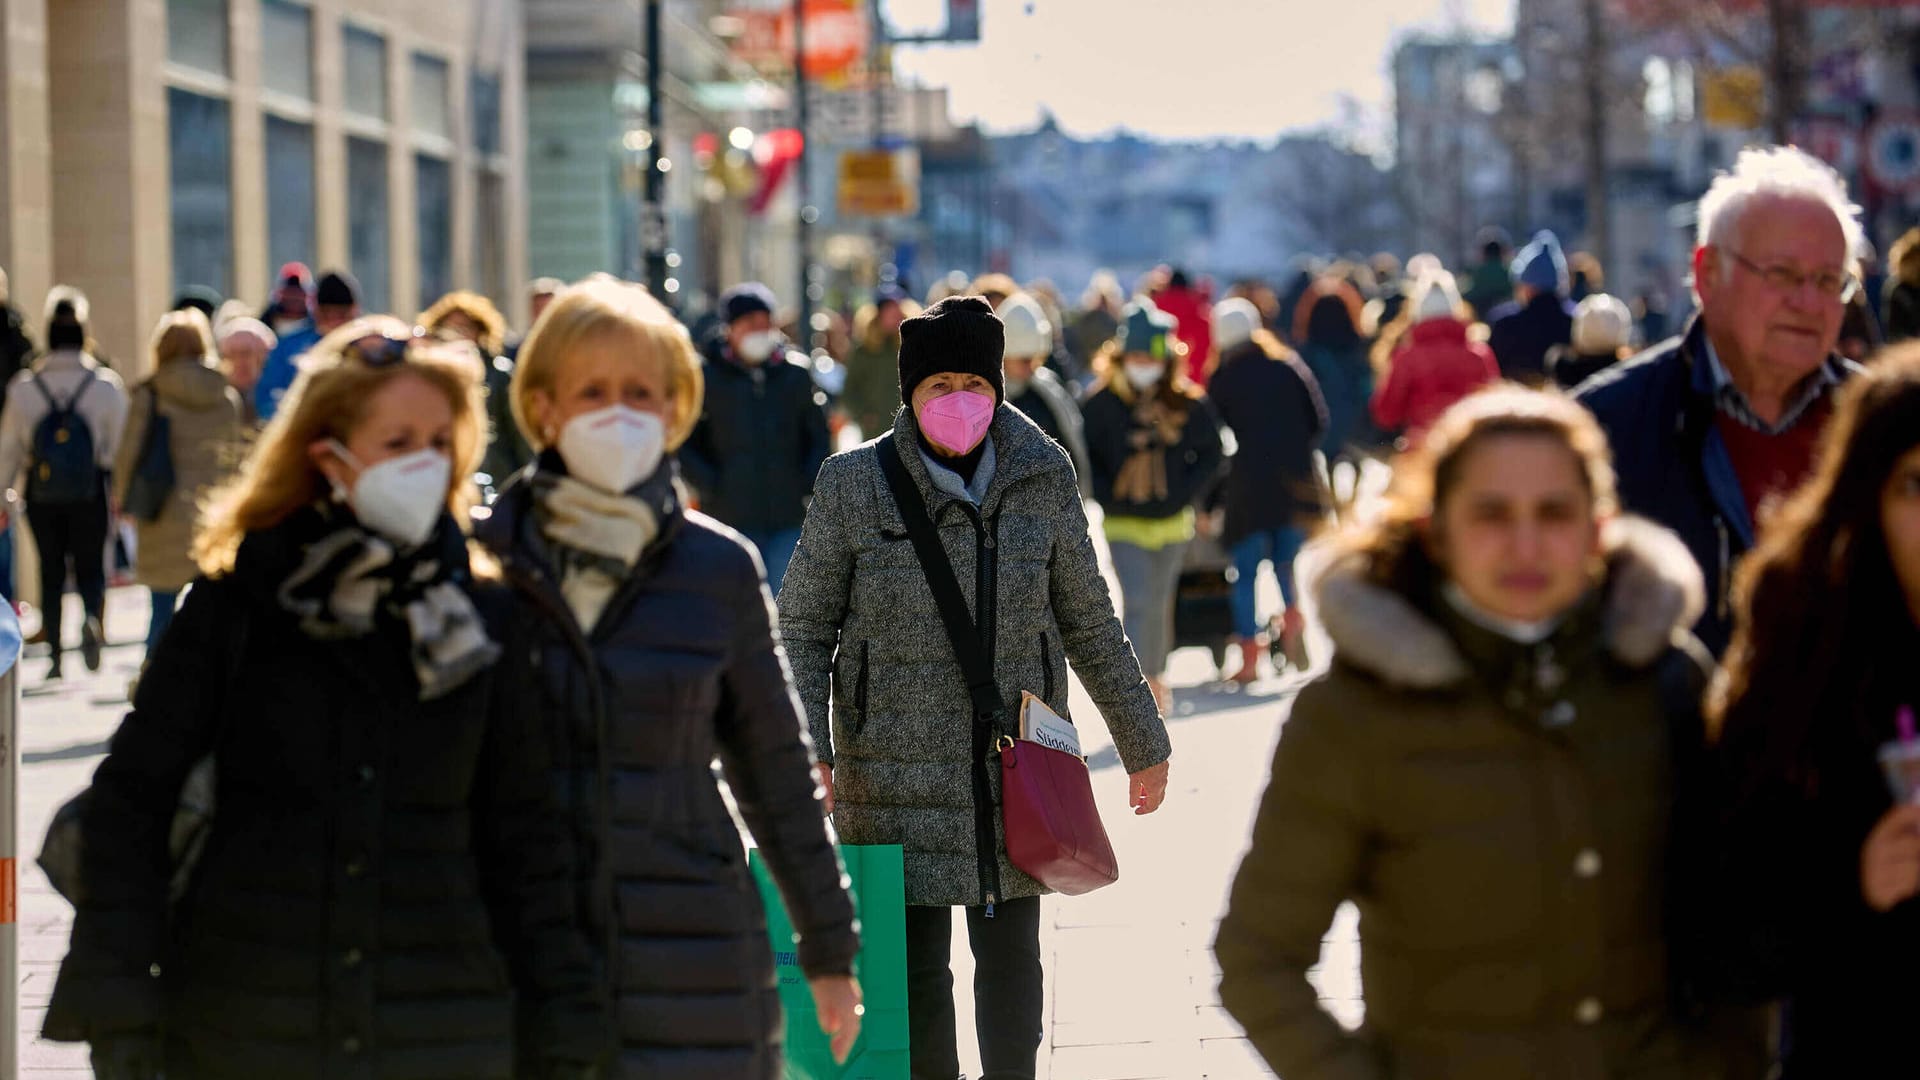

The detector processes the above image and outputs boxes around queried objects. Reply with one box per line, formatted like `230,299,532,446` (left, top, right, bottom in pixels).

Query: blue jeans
148,589,180,655
743,527,803,598
1230,527,1307,639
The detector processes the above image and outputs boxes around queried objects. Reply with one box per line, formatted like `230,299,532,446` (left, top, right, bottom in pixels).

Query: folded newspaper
1019,691,1082,758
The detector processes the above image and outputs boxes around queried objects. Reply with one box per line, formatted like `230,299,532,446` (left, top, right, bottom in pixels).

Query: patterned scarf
1112,396,1191,504
274,511,501,700
533,472,666,630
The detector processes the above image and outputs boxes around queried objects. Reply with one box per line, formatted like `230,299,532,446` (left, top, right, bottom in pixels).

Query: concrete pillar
311,1,347,270
0,0,53,324
500,5,528,328
228,0,269,311
387,29,415,317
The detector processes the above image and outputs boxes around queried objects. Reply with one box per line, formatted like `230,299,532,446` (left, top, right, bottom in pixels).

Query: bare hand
1862,803,1920,912
1129,760,1170,816
809,974,863,1064
814,762,834,816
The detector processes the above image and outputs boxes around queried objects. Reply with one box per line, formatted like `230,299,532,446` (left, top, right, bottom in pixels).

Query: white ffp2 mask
558,405,666,494
328,441,451,549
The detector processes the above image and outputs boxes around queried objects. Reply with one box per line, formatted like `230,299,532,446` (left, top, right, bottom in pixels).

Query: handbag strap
876,438,1004,727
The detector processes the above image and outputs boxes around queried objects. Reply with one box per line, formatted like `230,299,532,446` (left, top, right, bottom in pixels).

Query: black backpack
26,369,101,506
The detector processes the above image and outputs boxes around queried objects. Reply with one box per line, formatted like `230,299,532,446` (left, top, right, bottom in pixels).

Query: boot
45,655,63,681
1231,637,1262,685
1278,608,1310,672
81,615,104,673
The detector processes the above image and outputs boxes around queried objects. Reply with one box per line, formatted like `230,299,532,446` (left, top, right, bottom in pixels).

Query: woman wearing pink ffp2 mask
779,294,1174,1079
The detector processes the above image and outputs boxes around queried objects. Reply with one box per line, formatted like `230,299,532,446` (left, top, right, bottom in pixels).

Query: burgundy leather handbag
877,440,1119,896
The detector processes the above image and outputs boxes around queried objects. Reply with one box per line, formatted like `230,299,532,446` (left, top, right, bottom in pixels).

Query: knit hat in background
998,292,1052,359
1118,300,1177,358
315,270,361,308
1572,294,1634,355
1512,230,1570,295
898,294,1006,406
719,282,777,324
1404,252,1444,280
1411,272,1464,324
1211,298,1261,352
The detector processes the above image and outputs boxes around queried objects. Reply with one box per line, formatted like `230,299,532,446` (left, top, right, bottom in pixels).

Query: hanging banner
727,0,868,83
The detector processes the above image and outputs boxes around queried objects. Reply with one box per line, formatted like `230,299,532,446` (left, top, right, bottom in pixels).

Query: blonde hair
509,277,704,451
1330,385,1616,595
194,315,487,574
148,308,216,379
420,290,509,355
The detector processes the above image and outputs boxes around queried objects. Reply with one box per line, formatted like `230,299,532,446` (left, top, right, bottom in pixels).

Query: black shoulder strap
41,368,96,417
876,438,1003,723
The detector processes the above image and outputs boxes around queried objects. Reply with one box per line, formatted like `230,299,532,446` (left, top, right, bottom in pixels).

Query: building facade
0,0,528,368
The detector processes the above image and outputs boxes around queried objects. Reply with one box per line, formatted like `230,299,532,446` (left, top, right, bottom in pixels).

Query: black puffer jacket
1207,341,1328,544
1081,383,1224,522
680,338,831,534
477,459,859,1079
43,511,603,1078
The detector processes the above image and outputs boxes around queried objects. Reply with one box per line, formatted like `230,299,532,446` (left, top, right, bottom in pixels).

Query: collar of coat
886,400,1068,516
1315,516,1704,691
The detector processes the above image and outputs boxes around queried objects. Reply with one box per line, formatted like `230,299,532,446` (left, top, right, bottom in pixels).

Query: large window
416,154,452,310
471,73,502,157
475,172,506,305
343,26,387,121
167,0,228,76
169,88,232,297
411,54,451,140
260,0,313,100
266,116,315,276
347,137,389,311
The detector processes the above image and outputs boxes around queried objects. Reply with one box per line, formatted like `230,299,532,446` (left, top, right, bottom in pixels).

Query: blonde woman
45,316,603,1079
474,278,860,1077
114,309,246,657
421,290,529,485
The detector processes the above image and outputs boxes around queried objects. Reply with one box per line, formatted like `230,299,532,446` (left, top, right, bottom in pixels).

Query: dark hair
1712,347,1920,798
1294,277,1364,350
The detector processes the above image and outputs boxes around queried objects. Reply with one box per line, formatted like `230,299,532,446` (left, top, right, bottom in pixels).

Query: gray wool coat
779,405,1172,907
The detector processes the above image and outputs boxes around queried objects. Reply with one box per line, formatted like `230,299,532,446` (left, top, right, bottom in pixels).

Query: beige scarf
536,475,660,630
1111,397,1191,504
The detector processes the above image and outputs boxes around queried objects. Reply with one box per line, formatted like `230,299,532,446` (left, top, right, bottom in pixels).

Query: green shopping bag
750,844,911,1080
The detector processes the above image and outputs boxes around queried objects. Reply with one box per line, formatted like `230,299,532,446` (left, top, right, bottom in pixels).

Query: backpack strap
34,367,96,418
875,438,1004,725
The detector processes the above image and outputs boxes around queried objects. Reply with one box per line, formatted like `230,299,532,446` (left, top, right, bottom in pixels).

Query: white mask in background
737,330,783,364
1124,362,1164,390
327,440,450,549
1004,375,1032,399
558,405,666,494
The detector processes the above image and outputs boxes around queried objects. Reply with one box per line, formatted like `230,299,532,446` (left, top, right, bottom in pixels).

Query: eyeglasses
341,327,431,367
1723,249,1859,303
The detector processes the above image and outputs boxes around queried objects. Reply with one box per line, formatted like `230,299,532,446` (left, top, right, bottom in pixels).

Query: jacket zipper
852,640,871,737
1040,631,1054,703
957,502,1004,917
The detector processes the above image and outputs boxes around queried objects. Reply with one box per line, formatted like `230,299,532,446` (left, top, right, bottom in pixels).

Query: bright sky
883,0,1515,144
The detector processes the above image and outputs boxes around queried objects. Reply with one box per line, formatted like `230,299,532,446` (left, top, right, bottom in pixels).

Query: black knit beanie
897,295,1005,407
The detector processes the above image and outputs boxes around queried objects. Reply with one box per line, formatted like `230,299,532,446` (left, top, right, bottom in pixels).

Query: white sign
807,86,954,145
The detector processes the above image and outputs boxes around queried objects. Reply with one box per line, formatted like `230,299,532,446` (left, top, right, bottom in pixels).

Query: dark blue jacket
1575,320,1855,655
682,337,831,534
1487,293,1575,383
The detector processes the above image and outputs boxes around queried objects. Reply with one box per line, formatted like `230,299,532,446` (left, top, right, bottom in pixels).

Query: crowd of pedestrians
0,136,1915,1078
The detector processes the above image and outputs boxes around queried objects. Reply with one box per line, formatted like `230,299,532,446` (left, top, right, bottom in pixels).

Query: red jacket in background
1152,285,1214,386
1371,318,1500,447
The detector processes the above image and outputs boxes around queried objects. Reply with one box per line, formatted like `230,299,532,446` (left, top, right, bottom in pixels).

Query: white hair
215,316,277,351
1697,145,1865,271
44,284,89,327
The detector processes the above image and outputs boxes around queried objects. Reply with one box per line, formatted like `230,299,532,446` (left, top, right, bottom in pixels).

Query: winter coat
1705,616,1920,1076
1206,341,1327,544
1005,366,1091,495
0,303,32,416
1215,520,1717,1080
778,406,1172,907
1884,273,1920,345
255,320,320,422
1152,285,1214,386
43,514,603,1077
0,348,129,498
1548,346,1624,392
1487,292,1576,383
482,347,534,486
1081,384,1224,522
1299,341,1374,458
112,359,246,592
1574,319,1858,655
681,337,832,534
476,460,858,1077
1370,318,1499,446
840,332,903,441
1464,260,1514,321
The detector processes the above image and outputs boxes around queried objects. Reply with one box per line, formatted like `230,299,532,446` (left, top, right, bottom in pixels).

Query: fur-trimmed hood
1315,515,1704,690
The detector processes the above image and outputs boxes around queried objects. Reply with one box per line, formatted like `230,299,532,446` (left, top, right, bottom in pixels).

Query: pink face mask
919,389,997,454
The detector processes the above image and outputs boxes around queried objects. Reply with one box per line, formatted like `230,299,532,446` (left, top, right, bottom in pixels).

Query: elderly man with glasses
1577,145,1865,655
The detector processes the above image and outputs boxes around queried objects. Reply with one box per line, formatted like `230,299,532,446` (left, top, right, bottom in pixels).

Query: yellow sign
1701,66,1765,131
837,148,919,217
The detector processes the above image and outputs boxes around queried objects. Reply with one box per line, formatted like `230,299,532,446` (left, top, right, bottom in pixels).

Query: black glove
91,1030,164,1080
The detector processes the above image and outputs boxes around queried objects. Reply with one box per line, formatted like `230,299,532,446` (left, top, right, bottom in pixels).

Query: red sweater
1714,397,1831,530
